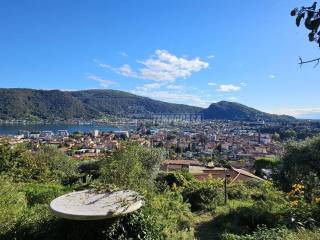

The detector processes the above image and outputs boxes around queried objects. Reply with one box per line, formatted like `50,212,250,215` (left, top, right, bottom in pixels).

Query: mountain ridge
0,88,294,121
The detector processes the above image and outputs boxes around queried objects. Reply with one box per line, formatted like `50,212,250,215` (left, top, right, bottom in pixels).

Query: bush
221,226,288,240
98,142,164,191
182,178,224,211
227,182,250,200
155,171,195,191
19,183,68,206
212,182,290,234
274,135,320,201
142,191,194,239
0,144,77,184
221,227,320,240
0,176,27,236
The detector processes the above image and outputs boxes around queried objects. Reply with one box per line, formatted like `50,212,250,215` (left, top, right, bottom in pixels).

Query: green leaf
296,13,305,27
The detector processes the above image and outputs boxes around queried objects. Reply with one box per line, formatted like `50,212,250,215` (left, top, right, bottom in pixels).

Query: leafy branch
291,2,320,66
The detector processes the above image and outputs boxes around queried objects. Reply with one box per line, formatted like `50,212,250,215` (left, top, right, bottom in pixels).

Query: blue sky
0,1,319,118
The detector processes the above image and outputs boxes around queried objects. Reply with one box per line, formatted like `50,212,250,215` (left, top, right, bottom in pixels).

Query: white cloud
267,107,320,118
98,63,111,69
217,84,241,92
118,52,128,57
136,83,163,91
228,97,237,101
208,82,217,86
98,49,209,82
269,74,276,79
118,64,137,77
240,81,247,87
59,88,79,92
87,74,115,88
167,84,183,89
207,55,215,59
131,89,214,108
139,49,209,81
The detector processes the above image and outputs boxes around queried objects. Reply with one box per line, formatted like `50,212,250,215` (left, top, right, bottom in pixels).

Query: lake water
0,123,135,136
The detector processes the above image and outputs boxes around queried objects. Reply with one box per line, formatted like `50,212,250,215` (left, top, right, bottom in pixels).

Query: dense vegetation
0,88,294,121
0,88,201,120
202,101,294,122
1,135,320,239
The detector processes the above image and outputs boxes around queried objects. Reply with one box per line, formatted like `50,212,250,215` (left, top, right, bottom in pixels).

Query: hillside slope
0,89,201,120
0,89,294,121
202,101,294,121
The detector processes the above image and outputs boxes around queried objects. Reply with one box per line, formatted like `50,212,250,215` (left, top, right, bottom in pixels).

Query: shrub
0,144,77,184
98,142,164,191
155,171,195,191
0,176,27,236
141,191,194,239
182,178,224,211
19,183,68,206
212,182,290,234
220,226,288,240
221,227,320,240
227,182,250,200
274,135,320,201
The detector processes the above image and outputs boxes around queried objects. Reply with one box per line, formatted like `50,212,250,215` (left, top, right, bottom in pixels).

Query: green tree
274,135,320,201
284,129,297,140
272,132,281,142
98,142,164,191
291,2,320,66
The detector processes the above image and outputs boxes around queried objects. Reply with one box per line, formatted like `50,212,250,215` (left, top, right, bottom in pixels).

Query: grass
194,212,217,239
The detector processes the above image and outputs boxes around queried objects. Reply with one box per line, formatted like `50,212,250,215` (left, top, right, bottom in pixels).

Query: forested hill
202,101,295,122
0,88,202,120
0,88,294,121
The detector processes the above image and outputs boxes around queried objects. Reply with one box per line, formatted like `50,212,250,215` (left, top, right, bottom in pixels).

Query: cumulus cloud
87,74,115,88
217,84,241,92
118,64,137,77
98,49,209,82
139,50,209,81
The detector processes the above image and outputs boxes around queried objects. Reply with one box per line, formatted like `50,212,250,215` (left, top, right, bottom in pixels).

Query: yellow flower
172,182,178,191
290,200,299,206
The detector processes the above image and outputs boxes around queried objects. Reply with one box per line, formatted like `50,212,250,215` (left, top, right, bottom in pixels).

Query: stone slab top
49,189,144,220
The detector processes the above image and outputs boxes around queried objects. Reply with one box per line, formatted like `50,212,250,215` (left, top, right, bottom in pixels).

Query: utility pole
224,167,230,205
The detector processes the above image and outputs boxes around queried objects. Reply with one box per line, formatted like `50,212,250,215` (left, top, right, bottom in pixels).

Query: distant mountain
0,88,294,122
202,101,294,122
0,89,201,120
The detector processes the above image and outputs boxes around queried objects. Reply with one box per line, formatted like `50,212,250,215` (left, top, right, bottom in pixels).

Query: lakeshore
0,123,131,136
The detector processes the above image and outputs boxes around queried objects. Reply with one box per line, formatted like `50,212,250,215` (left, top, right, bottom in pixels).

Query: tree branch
298,56,320,67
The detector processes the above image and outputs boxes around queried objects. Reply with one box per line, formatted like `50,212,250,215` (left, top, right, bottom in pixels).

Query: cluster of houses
0,120,284,180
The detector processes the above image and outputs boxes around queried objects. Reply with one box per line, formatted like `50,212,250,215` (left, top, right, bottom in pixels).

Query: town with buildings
3,119,315,182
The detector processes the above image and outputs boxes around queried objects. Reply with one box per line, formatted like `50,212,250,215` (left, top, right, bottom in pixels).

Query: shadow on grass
194,205,284,240
195,214,220,240
2,218,118,240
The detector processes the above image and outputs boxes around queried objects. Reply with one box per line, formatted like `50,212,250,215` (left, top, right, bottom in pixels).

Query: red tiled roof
162,160,202,166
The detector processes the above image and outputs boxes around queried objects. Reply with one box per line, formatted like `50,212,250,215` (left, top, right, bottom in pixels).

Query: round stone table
49,189,144,220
